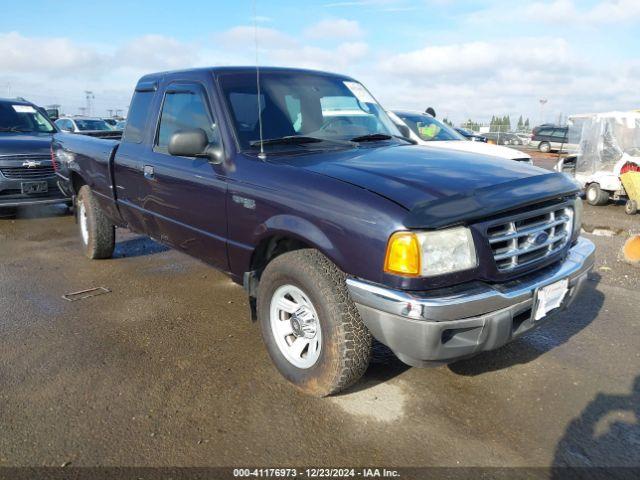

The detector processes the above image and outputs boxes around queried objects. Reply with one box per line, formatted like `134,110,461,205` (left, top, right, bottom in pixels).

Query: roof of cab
0,97,35,105
136,66,355,85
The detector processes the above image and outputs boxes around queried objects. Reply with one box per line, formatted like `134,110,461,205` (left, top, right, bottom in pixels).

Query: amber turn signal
384,232,421,276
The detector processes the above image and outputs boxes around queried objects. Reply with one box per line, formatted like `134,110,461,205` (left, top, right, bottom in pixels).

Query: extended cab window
123,91,154,143
156,88,218,151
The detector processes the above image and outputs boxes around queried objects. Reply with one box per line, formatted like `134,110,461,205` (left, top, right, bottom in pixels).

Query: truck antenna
253,0,266,160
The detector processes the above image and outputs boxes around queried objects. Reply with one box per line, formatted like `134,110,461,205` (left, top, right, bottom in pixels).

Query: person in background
425,107,436,118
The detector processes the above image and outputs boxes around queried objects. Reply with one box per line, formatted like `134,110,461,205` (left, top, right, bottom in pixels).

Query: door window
156,87,219,151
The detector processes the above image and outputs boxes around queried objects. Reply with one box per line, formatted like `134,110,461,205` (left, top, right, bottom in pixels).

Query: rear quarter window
123,91,154,144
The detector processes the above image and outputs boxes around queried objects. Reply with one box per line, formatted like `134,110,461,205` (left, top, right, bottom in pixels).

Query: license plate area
21,181,48,194
534,279,569,320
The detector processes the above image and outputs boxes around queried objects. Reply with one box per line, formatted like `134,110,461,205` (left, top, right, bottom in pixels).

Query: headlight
572,197,583,241
384,227,477,277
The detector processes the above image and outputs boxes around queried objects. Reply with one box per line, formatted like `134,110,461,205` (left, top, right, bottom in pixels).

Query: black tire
257,249,371,397
538,141,551,153
77,185,115,259
0,207,17,219
625,200,638,215
585,183,609,206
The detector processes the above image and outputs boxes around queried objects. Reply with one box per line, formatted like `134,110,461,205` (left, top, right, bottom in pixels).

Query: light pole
539,98,548,125
84,91,95,116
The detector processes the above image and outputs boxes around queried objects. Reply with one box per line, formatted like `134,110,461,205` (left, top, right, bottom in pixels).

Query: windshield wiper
350,133,393,143
250,136,325,148
350,133,415,145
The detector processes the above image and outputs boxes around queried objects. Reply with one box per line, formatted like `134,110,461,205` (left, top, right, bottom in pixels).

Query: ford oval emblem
532,232,549,245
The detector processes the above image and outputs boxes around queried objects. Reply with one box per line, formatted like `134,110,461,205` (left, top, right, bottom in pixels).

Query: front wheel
538,141,551,153
77,185,115,259
585,183,609,206
257,249,371,397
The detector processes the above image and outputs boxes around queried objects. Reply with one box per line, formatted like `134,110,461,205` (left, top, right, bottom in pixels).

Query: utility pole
79,107,87,116
107,109,114,118
84,91,95,116
539,98,548,125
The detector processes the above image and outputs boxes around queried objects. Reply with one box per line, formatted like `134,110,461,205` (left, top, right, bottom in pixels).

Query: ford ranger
54,67,595,396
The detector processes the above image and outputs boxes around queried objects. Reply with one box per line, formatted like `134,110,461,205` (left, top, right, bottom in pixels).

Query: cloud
0,32,106,76
323,0,404,7
216,26,296,49
371,36,636,123
304,18,364,40
469,0,640,26
379,38,576,79
214,25,369,72
114,35,199,71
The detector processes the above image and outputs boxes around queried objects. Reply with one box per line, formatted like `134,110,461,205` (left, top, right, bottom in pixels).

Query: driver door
143,82,229,269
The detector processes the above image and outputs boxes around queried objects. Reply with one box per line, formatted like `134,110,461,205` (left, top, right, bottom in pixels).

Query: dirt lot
0,159,638,473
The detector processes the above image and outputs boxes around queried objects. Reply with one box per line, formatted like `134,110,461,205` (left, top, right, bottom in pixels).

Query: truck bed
53,133,120,206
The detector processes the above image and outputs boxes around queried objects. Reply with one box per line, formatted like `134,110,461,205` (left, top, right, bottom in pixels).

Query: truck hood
417,139,531,161
271,144,579,228
0,133,53,158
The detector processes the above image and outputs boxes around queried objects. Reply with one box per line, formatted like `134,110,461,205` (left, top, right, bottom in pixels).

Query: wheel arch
244,214,345,295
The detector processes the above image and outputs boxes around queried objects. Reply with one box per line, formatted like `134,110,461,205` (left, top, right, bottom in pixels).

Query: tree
524,118,530,131
442,117,454,127
517,115,523,131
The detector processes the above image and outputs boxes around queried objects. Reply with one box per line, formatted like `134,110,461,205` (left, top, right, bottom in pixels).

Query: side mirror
203,144,223,165
397,124,411,139
168,129,208,157
168,129,223,164
60,126,72,133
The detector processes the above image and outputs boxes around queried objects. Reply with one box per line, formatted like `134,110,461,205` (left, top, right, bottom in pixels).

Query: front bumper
0,175,69,208
347,237,595,367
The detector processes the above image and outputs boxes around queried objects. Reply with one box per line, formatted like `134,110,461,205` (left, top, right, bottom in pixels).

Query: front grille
0,155,54,179
487,204,573,272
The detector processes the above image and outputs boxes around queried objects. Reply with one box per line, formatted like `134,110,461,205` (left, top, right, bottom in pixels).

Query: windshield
0,102,56,133
219,72,401,150
75,119,111,131
396,113,465,141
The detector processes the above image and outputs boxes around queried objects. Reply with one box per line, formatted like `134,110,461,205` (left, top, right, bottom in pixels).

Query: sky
0,0,638,125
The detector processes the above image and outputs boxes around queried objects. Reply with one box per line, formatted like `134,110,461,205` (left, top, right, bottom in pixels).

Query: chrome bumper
347,237,595,367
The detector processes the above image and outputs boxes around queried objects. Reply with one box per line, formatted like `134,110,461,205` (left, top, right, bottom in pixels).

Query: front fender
254,214,345,268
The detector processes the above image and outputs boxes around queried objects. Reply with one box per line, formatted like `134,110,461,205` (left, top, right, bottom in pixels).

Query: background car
483,132,523,146
389,111,532,163
102,118,120,130
55,117,112,133
0,97,69,213
55,117,122,138
530,126,569,153
454,127,487,142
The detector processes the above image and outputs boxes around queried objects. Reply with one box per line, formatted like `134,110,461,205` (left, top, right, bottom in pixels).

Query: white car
389,111,532,164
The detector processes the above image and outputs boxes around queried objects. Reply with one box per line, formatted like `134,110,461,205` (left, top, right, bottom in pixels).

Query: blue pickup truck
54,67,594,396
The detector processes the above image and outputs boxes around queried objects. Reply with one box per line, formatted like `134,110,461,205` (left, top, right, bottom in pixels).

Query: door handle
143,165,155,179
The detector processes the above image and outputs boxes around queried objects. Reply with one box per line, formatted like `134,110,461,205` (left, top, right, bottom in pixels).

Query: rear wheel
77,185,115,259
538,141,551,153
257,249,371,397
585,183,609,206
0,207,16,219
625,200,638,215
